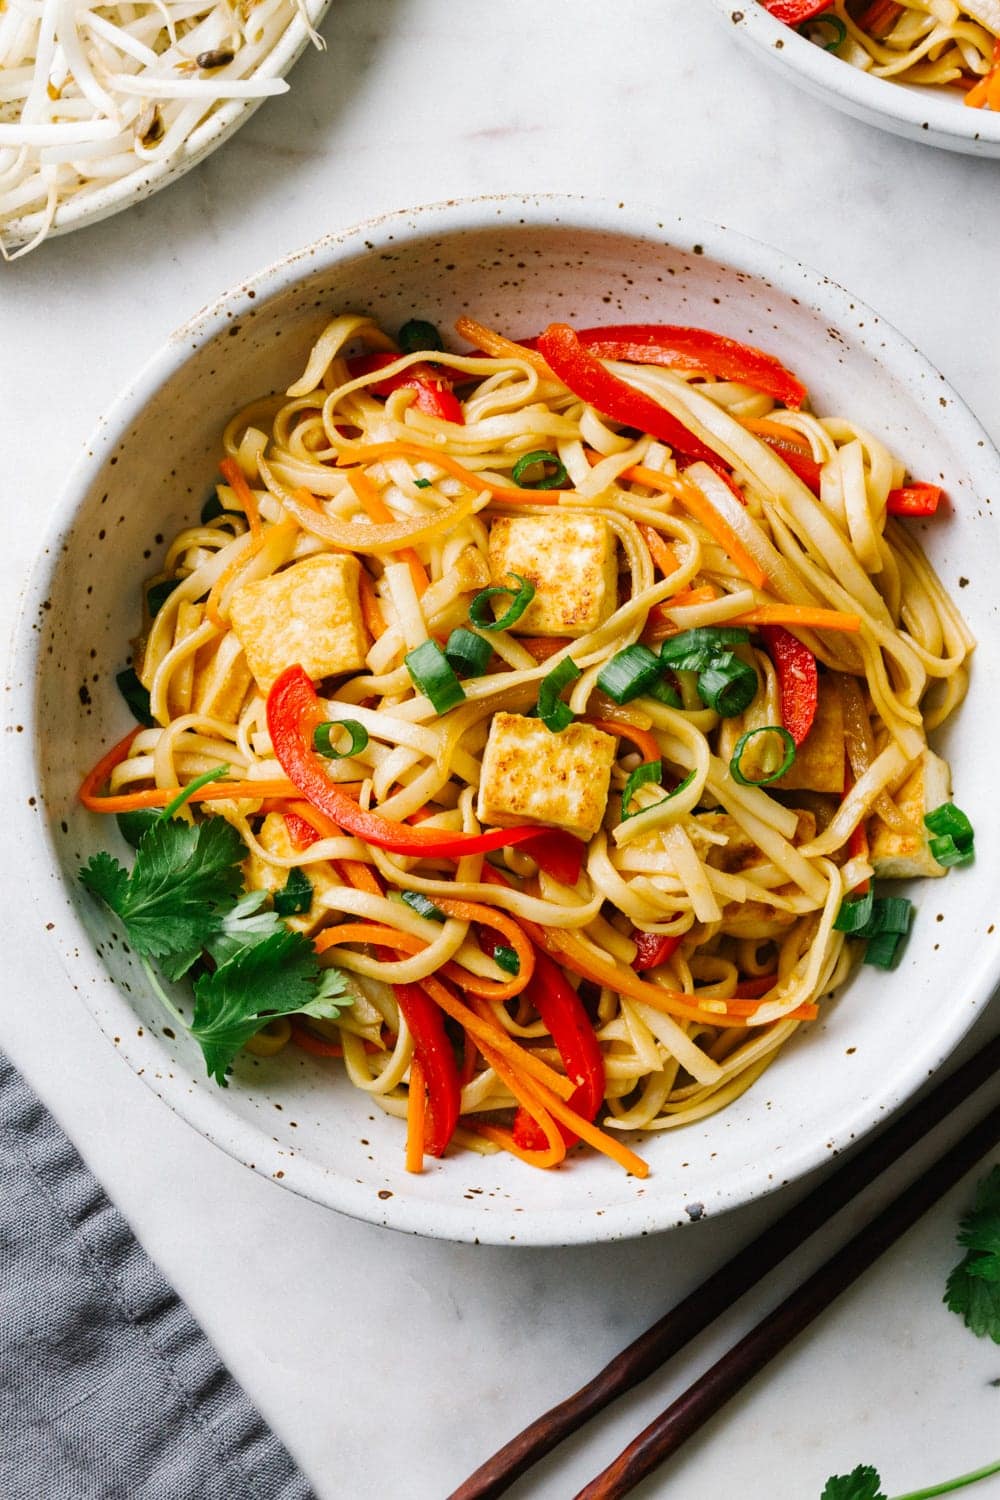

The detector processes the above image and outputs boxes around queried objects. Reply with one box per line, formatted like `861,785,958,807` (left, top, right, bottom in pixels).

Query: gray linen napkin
0,1051,317,1500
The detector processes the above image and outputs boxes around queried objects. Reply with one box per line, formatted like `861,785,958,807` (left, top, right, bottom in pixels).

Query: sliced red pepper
536,323,717,464
732,973,778,999
392,979,461,1157
346,353,465,425
759,434,822,495
283,810,321,849
631,930,683,973
760,0,833,21
886,483,941,517
523,830,585,886
567,324,806,410
759,624,818,747
267,665,587,863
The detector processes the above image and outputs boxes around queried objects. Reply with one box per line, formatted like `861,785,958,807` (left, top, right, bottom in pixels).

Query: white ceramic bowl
8,194,1000,1245
2,0,329,252
709,1,1000,156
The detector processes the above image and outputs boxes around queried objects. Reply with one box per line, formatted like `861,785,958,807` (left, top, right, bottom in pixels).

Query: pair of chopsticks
450,1026,1000,1500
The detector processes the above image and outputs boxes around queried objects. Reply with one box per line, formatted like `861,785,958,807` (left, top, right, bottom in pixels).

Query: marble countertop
3,3,1000,1496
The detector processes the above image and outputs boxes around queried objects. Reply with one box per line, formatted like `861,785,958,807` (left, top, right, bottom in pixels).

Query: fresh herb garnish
115,666,154,727
822,1457,1000,1499
944,1165,1000,1343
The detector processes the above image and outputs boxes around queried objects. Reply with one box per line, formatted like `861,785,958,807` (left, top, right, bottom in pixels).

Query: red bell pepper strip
886,483,941,517
759,624,818,746
631,930,683,973
346,353,465,424
760,0,834,22
523,831,585,886
267,665,588,863
392,978,461,1157
759,434,822,495
566,325,807,410
535,323,718,464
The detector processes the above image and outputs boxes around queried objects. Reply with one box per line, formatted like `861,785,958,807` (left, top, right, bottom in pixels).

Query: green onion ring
469,573,536,632
621,761,696,820
313,720,370,759
729,726,796,786
537,656,581,733
510,450,569,490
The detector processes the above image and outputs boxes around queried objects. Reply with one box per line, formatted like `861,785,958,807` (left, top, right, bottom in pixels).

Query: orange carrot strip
624,465,769,591
431,898,535,999
965,74,991,108
584,717,662,766
219,456,263,544
506,1061,649,1178
728,605,861,633
336,439,565,505
420,975,575,1101
459,1032,479,1087
519,636,572,663
289,1020,344,1058
406,1055,427,1173
313,923,426,955
740,416,812,452
335,859,385,897
639,522,681,579
358,568,387,639
454,315,552,377
81,776,313,814
347,469,430,596
470,1039,567,1169
78,727,142,807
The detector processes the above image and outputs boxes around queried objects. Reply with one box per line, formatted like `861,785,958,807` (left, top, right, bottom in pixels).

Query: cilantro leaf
80,816,245,979
204,889,287,967
821,1467,886,1500
191,929,349,1085
945,1165,1000,1343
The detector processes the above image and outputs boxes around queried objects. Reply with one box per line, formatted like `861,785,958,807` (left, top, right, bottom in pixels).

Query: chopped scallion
537,657,581,733
493,945,520,975
697,655,759,717
659,627,751,672
621,762,696,821
115,666,154,728
160,764,230,822
398,319,443,354
510,450,568,490
444,627,492,679
834,888,875,934
925,802,974,855
413,477,432,489
401,890,446,921
274,867,313,917
596,644,663,705
404,640,466,713
313,719,369,760
469,573,535,632
928,834,974,869
729,725,796,786
146,578,180,617
801,13,846,49
645,676,682,708
864,930,904,970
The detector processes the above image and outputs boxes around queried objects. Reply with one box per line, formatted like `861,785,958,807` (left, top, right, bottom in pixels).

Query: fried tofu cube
243,813,341,934
870,750,952,880
229,554,370,694
772,680,845,795
487,513,617,637
476,712,616,841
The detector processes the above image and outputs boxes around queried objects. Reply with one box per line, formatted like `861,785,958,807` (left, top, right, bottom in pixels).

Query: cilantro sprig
79,771,348,1084
822,1458,1000,1499
944,1165,1000,1343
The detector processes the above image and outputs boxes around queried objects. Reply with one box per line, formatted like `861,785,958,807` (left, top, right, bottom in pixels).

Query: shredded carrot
78,727,142,807
419,975,575,1102
336,439,566,505
469,1039,568,1169
313,923,424,955
289,801,344,843
519,636,572,663
740,416,812,452
584,717,662,766
643,589,720,642
665,585,719,609
80,775,314,814
454,315,551,377
728,605,861,633
289,1020,344,1058
406,1055,427,1173
623,464,768,590
639,522,680,579
358,567,388,638
347,469,430,596
335,858,384,897
219,457,263,544
431,898,535,998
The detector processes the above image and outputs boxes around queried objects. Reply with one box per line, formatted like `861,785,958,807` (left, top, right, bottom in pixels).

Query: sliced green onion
444,627,492,679
274,867,313,917
698,655,759,718
401,890,446,922
660,627,751,672
800,13,846,49
537,657,581,733
729,725,796,786
870,896,913,936
596,644,663,706
469,574,536,632
864,930,904,970
413,477,432,489
834,888,875,935
621,762,696,820
646,676,682,708
404,640,466,714
493,945,520,975
928,833,974,869
398,319,443,354
115,666,154,728
146,578,180,617
510,450,568,490
924,802,974,850
313,719,369,759
116,808,160,848
160,764,231,821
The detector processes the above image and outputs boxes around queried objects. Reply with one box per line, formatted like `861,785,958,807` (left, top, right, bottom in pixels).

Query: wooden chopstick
577,1098,1000,1498
449,1028,1000,1500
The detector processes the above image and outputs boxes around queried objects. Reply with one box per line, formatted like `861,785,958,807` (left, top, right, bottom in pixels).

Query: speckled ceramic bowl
9,195,1000,1244
709,1,1000,156
2,0,329,252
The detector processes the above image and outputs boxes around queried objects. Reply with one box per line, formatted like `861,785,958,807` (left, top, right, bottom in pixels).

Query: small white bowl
8,194,1000,1245
2,0,329,253
709,1,1000,156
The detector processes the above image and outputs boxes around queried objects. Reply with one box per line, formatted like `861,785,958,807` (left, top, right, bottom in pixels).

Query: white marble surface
3,3,1000,1497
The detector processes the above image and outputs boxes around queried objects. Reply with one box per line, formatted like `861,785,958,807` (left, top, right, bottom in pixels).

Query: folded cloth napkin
0,1051,316,1500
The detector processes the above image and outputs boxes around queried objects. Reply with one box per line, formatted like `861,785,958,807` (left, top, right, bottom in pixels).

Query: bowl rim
707,0,1000,147
8,191,1000,1245
2,0,330,250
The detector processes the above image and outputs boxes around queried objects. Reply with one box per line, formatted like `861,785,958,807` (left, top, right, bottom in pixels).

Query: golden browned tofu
243,813,341,934
192,631,253,722
229,554,370,694
476,712,616,840
870,750,952,880
772,680,845,794
487,513,617,637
